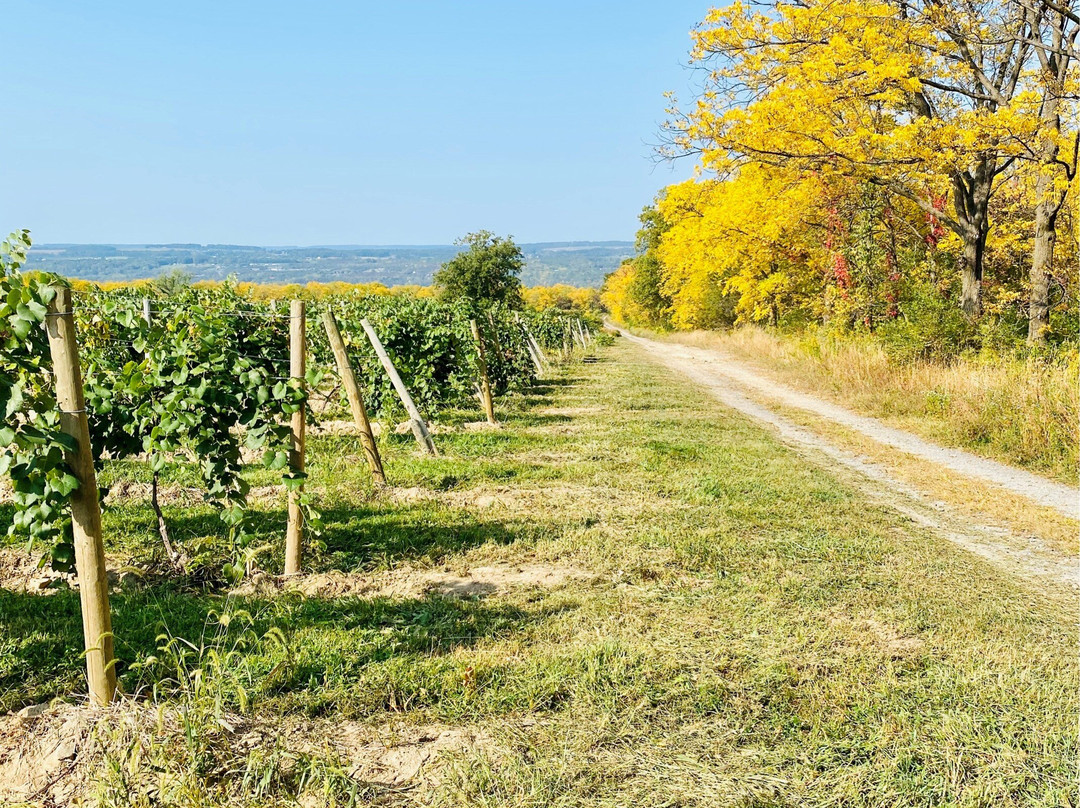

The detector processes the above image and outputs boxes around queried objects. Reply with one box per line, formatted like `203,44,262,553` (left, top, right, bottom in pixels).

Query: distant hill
23,241,635,289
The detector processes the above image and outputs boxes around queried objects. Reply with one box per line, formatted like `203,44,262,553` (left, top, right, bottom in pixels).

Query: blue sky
4,2,707,245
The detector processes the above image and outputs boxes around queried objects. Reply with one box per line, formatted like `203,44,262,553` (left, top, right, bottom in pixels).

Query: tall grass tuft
88,609,362,807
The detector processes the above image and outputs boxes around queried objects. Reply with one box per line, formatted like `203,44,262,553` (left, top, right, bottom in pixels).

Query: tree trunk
1028,90,1065,345
959,227,985,316
1028,185,1057,343
1024,0,1079,343
952,162,992,318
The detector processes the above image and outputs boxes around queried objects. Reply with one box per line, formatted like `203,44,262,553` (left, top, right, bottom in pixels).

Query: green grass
1,338,1076,806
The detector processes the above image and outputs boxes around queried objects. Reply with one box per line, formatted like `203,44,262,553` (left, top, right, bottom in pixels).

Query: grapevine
0,242,594,579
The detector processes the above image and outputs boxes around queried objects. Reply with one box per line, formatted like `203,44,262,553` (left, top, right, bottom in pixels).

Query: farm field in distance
21,242,634,288
2,336,1075,806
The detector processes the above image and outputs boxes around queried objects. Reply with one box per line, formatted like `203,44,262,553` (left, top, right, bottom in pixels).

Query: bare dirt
308,418,385,437
307,721,489,789
231,561,596,600
104,479,201,506
0,549,149,595
0,551,63,594
0,702,89,806
620,329,1080,591
385,482,617,514
0,702,489,805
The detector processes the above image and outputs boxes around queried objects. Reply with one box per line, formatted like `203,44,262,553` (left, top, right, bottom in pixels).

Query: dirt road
619,329,1079,590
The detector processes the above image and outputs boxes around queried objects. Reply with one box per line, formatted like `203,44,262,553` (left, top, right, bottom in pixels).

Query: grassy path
1,337,1076,806
621,329,1079,519
618,328,1080,586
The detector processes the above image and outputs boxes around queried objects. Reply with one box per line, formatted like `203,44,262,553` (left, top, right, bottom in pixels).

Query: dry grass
760,398,1080,555
665,327,1080,483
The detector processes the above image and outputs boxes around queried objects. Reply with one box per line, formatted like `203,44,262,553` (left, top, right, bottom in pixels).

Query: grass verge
657,326,1079,484
1,337,1076,806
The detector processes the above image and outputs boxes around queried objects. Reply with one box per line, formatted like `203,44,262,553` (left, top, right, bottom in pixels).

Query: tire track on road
620,328,1079,591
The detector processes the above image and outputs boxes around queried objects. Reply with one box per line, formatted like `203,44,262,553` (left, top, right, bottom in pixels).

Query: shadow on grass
316,503,525,571
0,579,562,712
99,499,543,582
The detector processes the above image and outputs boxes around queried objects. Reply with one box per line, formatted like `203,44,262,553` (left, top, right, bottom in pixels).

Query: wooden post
359,318,437,455
284,300,306,575
321,309,386,485
470,319,497,425
142,297,152,326
45,286,117,706
524,338,544,374
513,313,546,373
527,333,548,369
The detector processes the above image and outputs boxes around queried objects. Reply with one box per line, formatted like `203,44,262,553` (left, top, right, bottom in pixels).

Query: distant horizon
31,239,635,250
23,241,632,289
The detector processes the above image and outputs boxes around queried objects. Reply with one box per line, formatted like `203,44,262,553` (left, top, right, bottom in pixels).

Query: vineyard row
1,238,599,704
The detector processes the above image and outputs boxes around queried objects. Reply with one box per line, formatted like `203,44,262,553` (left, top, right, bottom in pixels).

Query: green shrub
878,288,979,362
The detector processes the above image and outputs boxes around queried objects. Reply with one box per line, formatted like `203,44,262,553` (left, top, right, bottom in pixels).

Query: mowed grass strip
0,337,1075,806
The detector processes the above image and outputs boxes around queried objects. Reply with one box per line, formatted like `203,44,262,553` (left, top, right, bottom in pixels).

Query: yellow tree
1020,0,1078,341
656,168,827,327
667,0,1050,318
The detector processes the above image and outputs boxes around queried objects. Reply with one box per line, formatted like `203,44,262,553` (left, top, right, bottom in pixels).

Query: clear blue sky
4,2,707,245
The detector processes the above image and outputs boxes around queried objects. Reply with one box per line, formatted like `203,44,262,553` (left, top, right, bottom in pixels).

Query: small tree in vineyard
435,231,525,309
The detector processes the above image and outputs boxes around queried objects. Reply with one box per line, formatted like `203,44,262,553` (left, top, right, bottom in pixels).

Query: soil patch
309,419,385,438
537,406,602,417
385,486,436,504
0,549,150,595
0,550,70,594
0,702,488,805
307,721,488,789
442,485,610,511
232,561,595,600
104,479,203,506
0,703,91,806
462,421,499,431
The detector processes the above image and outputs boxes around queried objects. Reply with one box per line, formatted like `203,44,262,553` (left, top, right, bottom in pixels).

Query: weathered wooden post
284,299,306,575
322,309,386,486
141,297,152,326
359,318,437,456
470,319,497,425
527,333,548,369
513,312,545,373
524,337,544,374
46,286,117,705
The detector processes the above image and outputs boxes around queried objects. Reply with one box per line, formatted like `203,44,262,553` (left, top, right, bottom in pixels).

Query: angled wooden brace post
359,318,437,456
321,309,387,485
